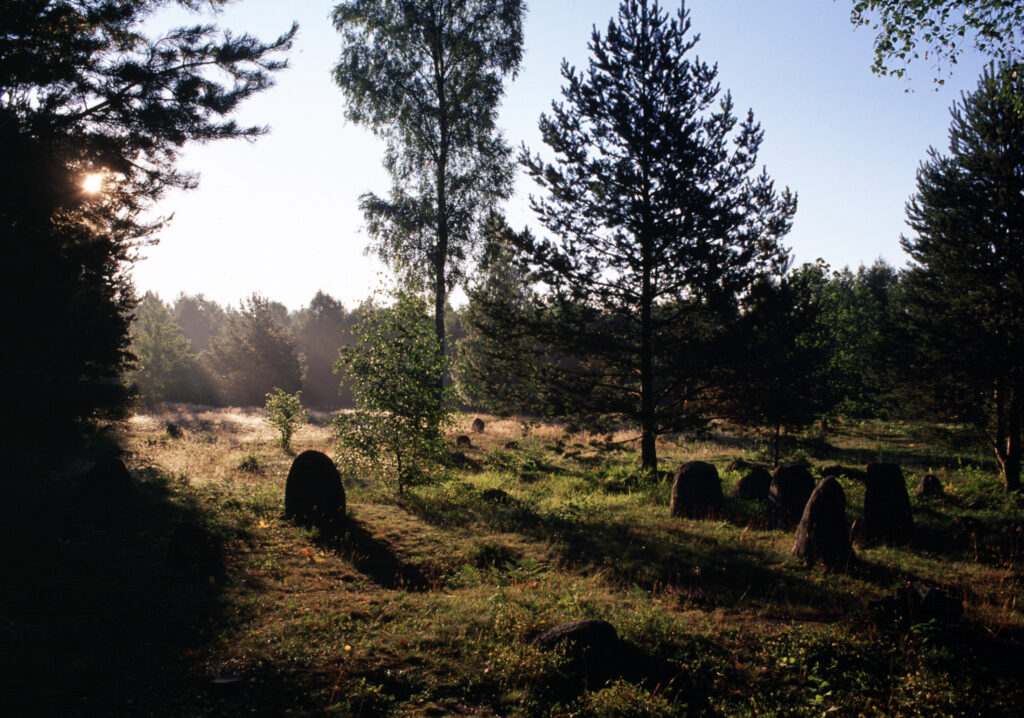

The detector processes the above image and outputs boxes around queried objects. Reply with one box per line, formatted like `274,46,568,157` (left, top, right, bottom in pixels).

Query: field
3,407,1024,716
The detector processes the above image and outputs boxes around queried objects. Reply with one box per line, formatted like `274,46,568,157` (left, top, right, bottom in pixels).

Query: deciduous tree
332,0,524,383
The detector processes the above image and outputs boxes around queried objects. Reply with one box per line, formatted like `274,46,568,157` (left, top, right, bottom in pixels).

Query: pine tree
899,64,1024,491
130,293,202,405
0,0,294,448
515,0,795,469
204,294,304,407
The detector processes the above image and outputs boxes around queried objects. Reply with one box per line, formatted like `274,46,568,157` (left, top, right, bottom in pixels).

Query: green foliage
334,289,453,494
332,0,525,363
0,0,294,449
848,1,1024,86
263,388,308,452
129,293,202,405
897,64,1024,490
512,0,795,469
293,291,355,409
203,294,304,407
720,264,837,460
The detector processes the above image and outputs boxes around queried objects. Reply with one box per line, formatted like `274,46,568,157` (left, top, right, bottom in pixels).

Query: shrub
334,289,453,494
263,387,308,452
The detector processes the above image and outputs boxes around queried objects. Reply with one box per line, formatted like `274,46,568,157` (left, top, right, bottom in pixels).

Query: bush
334,289,453,494
263,388,308,452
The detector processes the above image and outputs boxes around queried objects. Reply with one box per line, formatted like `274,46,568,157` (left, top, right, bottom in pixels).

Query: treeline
131,258,899,424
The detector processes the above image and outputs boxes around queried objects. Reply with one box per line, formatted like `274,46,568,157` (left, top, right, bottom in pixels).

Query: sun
82,173,104,193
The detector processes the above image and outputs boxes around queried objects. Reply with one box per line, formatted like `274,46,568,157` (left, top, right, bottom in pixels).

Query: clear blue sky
133,0,990,311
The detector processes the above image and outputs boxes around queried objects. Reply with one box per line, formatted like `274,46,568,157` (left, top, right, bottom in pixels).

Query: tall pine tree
515,0,795,470
0,1,294,448
899,63,1024,492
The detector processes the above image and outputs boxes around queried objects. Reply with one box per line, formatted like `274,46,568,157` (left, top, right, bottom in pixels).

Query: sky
131,0,991,311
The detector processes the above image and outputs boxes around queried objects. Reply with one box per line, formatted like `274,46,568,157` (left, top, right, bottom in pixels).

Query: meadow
3,408,1023,716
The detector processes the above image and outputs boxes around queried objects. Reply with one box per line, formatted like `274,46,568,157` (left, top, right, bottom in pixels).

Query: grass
2,408,1023,716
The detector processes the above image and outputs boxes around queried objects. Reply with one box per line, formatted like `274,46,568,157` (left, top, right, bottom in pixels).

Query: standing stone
792,478,853,569
862,463,914,544
730,466,772,501
915,473,945,499
79,454,132,513
284,450,345,528
670,461,723,518
471,417,486,433
769,464,815,528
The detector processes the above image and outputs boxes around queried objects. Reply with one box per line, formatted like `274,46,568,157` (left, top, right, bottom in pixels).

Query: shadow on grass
399,484,881,617
316,517,429,591
0,460,239,716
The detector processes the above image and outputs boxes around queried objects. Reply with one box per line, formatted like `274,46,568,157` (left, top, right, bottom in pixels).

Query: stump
915,473,945,499
167,521,224,583
284,450,345,528
730,466,772,501
769,464,815,528
471,418,486,433
792,477,853,569
670,461,723,518
456,435,473,448
862,463,913,544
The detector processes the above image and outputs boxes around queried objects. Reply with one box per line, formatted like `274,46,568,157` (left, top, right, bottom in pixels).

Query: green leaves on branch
847,1,1024,85
334,290,453,495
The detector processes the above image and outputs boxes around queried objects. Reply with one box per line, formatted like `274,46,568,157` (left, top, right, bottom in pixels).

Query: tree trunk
434,52,449,394
993,378,1021,492
639,235,656,471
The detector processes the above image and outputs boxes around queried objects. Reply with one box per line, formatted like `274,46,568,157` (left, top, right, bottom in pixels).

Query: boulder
167,521,224,582
533,619,620,683
915,473,945,499
80,454,132,509
449,451,482,472
769,464,815,528
669,461,723,518
730,466,772,501
820,464,866,481
791,478,853,569
862,463,913,544
284,450,345,528
870,582,963,626
456,435,473,448
481,488,512,504
471,418,486,433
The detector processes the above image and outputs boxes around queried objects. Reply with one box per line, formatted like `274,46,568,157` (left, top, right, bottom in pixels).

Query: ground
2,407,1023,716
